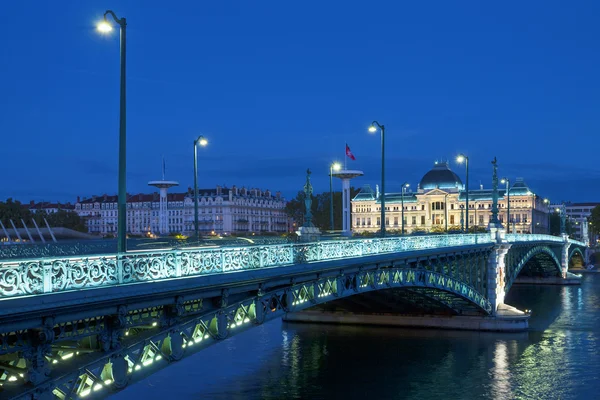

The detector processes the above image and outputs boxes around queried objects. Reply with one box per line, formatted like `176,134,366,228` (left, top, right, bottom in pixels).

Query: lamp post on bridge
369,121,386,237
194,136,208,241
329,162,341,231
456,154,469,233
401,182,409,235
98,10,127,253
500,178,510,232
543,198,550,234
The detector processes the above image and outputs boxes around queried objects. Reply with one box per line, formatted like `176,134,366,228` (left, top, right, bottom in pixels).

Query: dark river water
113,273,600,400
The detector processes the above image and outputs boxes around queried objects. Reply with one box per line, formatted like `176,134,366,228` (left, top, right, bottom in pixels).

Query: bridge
0,231,587,399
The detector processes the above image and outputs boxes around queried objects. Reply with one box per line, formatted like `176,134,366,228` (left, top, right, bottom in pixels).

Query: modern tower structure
148,160,179,235
333,169,364,236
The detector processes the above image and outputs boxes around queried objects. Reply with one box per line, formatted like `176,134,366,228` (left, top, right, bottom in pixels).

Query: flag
346,144,356,160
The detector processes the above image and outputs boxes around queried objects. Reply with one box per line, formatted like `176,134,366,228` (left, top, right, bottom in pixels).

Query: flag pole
344,142,347,170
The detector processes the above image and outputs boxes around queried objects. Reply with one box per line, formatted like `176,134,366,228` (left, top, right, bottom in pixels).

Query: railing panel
0,260,44,297
51,256,119,291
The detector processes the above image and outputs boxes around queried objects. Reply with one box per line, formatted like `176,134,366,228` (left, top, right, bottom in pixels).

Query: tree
285,188,360,231
0,198,31,228
0,199,88,234
549,211,575,237
589,206,600,245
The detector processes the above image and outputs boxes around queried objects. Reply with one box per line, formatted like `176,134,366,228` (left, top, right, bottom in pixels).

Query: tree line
0,199,87,233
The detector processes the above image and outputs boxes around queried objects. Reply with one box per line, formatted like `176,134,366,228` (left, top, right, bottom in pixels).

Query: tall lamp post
456,154,469,233
401,182,409,235
369,121,386,237
500,178,510,232
329,162,341,231
543,198,550,234
193,136,208,240
98,11,127,252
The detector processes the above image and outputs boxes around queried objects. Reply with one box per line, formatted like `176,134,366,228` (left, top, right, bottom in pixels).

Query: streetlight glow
97,21,113,33
194,135,209,240
332,162,341,171
99,9,127,252
368,121,386,237
404,183,410,188
456,153,469,233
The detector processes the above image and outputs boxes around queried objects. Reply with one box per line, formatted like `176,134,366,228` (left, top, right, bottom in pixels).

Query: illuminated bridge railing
0,234,493,299
505,234,584,247
505,234,564,243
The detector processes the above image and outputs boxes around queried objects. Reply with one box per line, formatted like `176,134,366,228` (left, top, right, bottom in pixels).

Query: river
113,273,600,399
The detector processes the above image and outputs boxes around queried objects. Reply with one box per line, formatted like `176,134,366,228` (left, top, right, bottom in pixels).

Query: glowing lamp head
544,198,549,204
555,208,561,213
456,154,466,164
404,183,410,188
332,162,341,171
97,21,113,33
500,179,506,184
197,136,208,147
368,125,377,133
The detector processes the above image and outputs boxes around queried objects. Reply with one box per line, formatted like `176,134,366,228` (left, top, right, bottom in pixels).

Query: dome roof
419,161,463,190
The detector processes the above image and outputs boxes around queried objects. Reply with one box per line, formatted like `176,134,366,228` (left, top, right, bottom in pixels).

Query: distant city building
74,186,288,236
28,201,75,214
352,161,551,234
564,202,599,242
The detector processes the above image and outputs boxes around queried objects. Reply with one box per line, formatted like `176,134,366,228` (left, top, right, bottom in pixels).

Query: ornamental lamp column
500,178,510,232
193,136,208,241
456,154,469,233
329,162,341,231
401,182,409,235
369,121,386,237
98,10,127,252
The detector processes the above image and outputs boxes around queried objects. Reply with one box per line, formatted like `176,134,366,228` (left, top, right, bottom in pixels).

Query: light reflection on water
113,275,600,400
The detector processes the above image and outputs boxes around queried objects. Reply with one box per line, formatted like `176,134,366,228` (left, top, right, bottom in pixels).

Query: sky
1,1,599,205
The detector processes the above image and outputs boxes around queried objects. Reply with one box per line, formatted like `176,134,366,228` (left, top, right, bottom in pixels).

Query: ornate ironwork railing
0,233,582,300
0,234,494,299
505,234,564,243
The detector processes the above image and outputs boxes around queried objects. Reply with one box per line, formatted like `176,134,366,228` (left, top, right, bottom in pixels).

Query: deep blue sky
2,1,599,204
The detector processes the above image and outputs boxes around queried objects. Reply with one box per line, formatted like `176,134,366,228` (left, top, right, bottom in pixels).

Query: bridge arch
505,245,563,292
568,247,585,268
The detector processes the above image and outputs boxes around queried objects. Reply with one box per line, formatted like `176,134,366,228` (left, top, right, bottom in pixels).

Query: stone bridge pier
561,234,571,278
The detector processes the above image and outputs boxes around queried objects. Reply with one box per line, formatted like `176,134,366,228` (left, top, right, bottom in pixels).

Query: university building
74,185,288,237
352,161,551,234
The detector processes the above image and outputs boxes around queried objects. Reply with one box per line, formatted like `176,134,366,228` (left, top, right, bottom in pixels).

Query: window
479,215,484,225
394,217,398,226
421,216,425,225
377,217,381,226
412,216,416,225
450,215,455,224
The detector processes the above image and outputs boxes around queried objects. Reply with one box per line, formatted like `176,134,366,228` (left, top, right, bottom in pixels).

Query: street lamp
401,182,409,235
194,136,208,240
456,154,469,233
543,198,550,234
329,162,341,231
500,178,510,232
98,10,127,253
369,121,386,237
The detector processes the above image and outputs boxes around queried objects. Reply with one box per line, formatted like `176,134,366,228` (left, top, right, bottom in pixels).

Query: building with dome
351,161,551,234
